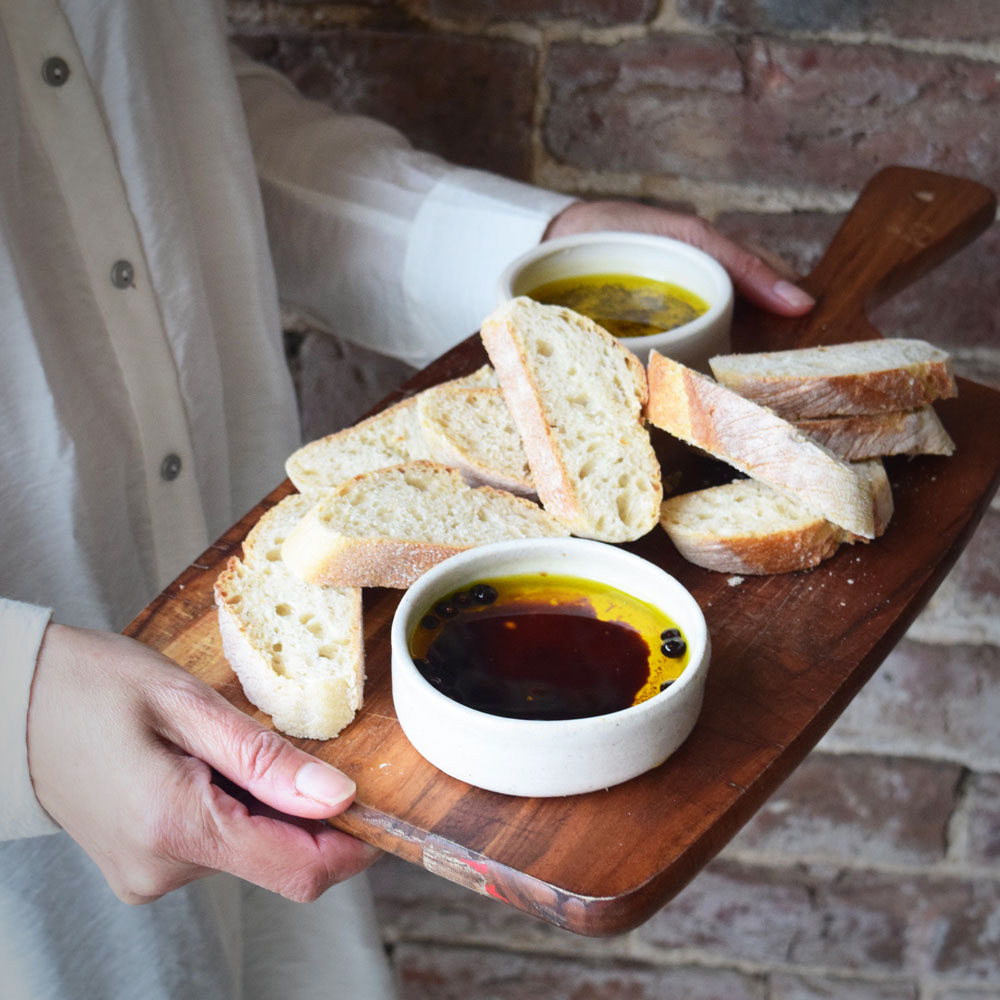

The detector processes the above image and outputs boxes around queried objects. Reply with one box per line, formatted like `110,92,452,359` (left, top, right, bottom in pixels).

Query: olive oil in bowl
527,272,708,340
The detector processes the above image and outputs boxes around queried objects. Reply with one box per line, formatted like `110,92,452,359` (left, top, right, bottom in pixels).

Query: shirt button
42,56,70,87
160,453,182,481
110,259,134,289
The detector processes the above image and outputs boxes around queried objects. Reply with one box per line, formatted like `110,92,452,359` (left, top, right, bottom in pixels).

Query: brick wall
229,3,1000,997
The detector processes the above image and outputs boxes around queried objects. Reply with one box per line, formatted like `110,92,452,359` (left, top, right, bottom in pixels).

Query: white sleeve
231,47,576,369
0,598,61,841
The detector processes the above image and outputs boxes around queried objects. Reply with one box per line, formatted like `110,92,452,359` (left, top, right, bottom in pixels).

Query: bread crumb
727,575,744,587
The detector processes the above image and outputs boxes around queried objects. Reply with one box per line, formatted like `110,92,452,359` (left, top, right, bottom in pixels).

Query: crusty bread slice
708,338,956,419
280,461,570,589
416,385,535,497
646,351,876,539
480,297,662,543
794,405,955,460
659,455,893,575
853,457,894,539
285,365,498,494
659,478,845,574
214,494,364,740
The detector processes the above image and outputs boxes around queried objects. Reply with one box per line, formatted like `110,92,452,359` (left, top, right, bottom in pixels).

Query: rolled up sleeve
0,598,61,841
232,47,575,368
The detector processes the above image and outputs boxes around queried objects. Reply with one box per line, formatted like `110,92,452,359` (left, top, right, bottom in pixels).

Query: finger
191,761,379,902
661,216,815,317
148,672,357,821
127,754,378,904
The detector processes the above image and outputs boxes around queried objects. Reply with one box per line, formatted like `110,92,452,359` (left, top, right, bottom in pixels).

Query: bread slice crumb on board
794,405,955,460
659,478,846,575
214,493,365,740
280,461,570,589
708,338,957,419
480,296,662,543
285,365,497,494
416,384,535,497
646,351,876,540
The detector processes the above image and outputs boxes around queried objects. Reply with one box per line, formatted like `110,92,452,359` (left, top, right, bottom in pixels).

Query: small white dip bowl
497,230,733,369
390,537,711,797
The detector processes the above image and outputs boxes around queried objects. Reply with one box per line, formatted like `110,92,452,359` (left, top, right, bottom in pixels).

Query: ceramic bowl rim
497,229,734,351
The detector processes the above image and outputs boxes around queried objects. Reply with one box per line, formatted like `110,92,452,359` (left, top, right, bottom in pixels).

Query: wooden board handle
732,166,996,352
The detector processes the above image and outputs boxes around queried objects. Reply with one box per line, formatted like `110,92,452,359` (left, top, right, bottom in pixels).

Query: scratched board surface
125,168,1000,936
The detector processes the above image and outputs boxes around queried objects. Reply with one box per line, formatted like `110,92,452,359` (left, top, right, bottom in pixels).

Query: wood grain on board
125,167,1000,937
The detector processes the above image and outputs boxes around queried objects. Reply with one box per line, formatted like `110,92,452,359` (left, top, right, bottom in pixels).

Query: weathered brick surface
236,29,539,179
767,972,917,1000
639,860,911,972
677,0,1000,43
818,636,1000,769
905,509,1000,646
391,944,763,1000
544,36,1000,191
642,860,1000,981
966,771,1000,866
730,753,962,866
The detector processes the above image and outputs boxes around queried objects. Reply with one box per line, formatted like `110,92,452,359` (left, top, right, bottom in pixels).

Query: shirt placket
4,0,211,586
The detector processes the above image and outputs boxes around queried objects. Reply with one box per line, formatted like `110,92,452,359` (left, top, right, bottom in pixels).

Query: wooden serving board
125,166,1000,937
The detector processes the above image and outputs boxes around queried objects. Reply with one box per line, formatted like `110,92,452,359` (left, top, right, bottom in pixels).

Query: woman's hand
544,200,815,316
27,623,378,904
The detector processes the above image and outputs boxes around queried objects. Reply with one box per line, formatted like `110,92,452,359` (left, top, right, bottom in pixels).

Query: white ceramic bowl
390,538,711,797
498,230,734,369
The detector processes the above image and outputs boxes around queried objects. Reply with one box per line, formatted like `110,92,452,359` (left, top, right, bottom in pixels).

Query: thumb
153,676,356,820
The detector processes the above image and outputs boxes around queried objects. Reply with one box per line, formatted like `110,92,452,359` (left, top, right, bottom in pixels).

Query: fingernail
773,280,815,309
294,761,356,807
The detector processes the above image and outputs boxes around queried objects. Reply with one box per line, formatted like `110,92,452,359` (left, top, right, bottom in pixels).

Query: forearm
232,47,574,367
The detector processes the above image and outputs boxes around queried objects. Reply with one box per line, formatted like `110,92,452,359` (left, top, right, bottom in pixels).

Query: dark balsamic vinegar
410,575,690,722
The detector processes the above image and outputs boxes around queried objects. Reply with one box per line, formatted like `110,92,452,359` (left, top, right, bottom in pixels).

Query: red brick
905,508,1000,645
430,0,658,25
391,944,762,1000
240,28,539,179
677,0,1000,44
640,860,910,971
924,877,1000,980
818,631,1000,767
966,771,1000,866
768,971,917,1000
544,36,1000,192
731,753,962,866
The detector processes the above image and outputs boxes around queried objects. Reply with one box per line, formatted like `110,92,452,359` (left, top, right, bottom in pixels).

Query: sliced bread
708,338,956,419
285,365,498,494
794,405,955,460
214,494,365,740
280,461,570,589
646,351,876,539
480,296,662,543
853,457,894,539
659,478,846,575
416,384,535,496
